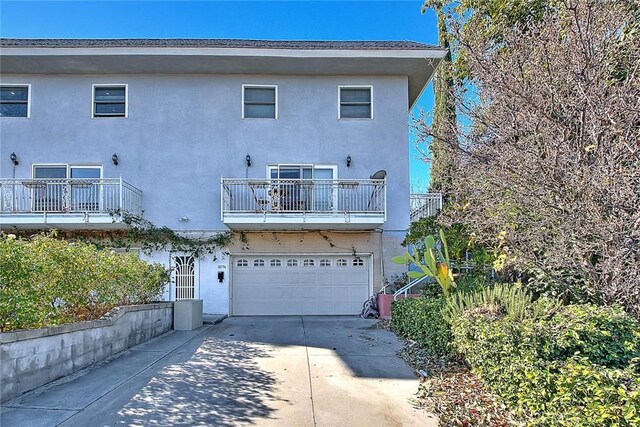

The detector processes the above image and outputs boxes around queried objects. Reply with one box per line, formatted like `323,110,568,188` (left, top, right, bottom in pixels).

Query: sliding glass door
268,165,336,212
32,166,67,212
32,165,102,212
69,167,101,211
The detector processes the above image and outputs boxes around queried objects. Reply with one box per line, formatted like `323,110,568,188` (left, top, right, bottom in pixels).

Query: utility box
173,299,203,331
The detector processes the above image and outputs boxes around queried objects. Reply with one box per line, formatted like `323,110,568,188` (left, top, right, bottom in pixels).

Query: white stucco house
0,38,446,315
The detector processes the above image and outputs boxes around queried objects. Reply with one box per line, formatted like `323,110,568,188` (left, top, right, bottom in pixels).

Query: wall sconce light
246,154,252,167
179,216,189,222
10,152,18,166
112,153,119,166
346,155,352,168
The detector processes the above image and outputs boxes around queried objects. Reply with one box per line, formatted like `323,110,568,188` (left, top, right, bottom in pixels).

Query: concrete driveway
1,316,436,426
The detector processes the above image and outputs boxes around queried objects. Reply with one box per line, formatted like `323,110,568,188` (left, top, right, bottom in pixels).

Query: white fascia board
2,47,449,60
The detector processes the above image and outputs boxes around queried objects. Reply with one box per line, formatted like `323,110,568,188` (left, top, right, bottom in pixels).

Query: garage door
231,255,370,315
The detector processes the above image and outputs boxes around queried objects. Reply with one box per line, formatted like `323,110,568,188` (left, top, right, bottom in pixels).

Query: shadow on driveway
2,316,433,427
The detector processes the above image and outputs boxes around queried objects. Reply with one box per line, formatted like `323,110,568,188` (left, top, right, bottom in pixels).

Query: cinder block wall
0,303,173,402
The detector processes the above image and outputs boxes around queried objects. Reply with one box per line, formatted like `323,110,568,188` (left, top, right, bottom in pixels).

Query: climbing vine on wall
11,213,233,258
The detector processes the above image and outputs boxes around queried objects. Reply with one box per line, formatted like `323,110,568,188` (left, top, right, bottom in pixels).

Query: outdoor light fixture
112,153,119,166
246,154,252,167
9,152,18,166
346,155,352,167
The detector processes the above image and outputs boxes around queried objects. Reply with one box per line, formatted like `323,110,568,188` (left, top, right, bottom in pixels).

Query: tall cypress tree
429,9,458,195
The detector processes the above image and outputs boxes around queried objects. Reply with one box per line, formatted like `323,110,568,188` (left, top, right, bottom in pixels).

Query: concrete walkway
1,316,436,426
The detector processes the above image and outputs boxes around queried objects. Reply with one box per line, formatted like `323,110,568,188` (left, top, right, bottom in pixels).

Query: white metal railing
0,178,142,217
221,178,386,216
410,193,442,221
393,275,432,300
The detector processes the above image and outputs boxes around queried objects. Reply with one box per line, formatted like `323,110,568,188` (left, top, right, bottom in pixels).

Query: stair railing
393,275,432,300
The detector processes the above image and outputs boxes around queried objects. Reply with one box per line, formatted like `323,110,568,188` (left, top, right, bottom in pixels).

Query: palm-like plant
392,229,456,297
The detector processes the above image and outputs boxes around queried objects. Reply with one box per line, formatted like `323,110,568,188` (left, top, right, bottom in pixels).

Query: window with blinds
93,85,127,118
0,85,29,118
243,85,277,118
339,86,372,119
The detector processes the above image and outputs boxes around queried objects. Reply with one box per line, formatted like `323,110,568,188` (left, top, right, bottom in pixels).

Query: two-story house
0,39,445,316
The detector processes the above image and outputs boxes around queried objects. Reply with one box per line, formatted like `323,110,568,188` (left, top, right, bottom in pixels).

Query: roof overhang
0,46,447,108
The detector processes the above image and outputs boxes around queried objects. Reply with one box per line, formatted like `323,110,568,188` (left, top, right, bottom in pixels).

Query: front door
172,254,199,300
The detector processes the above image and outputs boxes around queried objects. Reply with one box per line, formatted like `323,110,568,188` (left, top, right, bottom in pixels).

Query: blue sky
0,0,438,186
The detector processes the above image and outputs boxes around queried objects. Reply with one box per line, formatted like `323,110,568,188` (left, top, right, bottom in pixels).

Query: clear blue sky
0,0,438,186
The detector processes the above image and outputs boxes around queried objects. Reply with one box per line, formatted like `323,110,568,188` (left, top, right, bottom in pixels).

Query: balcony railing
410,193,442,221
221,178,386,229
0,178,142,218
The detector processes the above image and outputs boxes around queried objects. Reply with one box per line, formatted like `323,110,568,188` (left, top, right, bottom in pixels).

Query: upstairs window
0,85,29,118
243,85,277,119
93,85,127,118
339,86,372,119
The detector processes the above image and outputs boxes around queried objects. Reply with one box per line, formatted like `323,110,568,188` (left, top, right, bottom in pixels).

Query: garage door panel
232,255,370,316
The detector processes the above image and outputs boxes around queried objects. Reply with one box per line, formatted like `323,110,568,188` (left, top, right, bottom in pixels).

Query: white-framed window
303,259,315,267
270,259,282,267
92,84,127,118
353,257,364,267
236,259,249,267
32,164,103,179
286,259,298,267
336,258,348,267
319,259,331,267
338,85,373,119
0,84,30,118
242,85,277,119
253,259,266,267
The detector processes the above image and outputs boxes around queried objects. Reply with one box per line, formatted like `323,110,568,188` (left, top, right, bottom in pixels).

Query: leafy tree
421,0,640,316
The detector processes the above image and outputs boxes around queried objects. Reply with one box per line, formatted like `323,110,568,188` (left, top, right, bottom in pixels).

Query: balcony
0,178,142,229
409,193,442,222
221,178,386,230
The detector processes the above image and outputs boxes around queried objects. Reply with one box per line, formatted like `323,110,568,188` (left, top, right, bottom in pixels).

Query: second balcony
221,178,386,230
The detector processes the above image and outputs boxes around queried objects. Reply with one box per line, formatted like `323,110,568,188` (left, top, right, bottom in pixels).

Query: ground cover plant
448,284,640,426
0,232,169,332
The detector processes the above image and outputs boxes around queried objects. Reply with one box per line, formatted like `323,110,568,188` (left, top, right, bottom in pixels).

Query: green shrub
522,266,594,305
539,304,640,368
448,285,640,426
0,233,169,331
531,357,640,427
391,296,453,357
443,282,561,323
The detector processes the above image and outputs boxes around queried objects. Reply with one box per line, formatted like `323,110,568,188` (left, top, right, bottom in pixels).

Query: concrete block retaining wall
0,302,173,402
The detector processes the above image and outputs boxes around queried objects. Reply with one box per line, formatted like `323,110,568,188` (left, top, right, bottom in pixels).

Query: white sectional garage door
231,255,370,315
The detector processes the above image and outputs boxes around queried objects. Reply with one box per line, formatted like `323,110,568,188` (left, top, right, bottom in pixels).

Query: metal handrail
409,193,442,221
393,275,432,300
221,178,386,216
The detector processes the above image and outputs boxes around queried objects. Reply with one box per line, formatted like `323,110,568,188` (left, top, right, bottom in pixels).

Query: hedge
449,288,640,426
390,274,488,357
391,295,453,357
0,233,169,332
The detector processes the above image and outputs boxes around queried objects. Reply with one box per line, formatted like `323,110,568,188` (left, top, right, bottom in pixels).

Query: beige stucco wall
227,230,406,293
